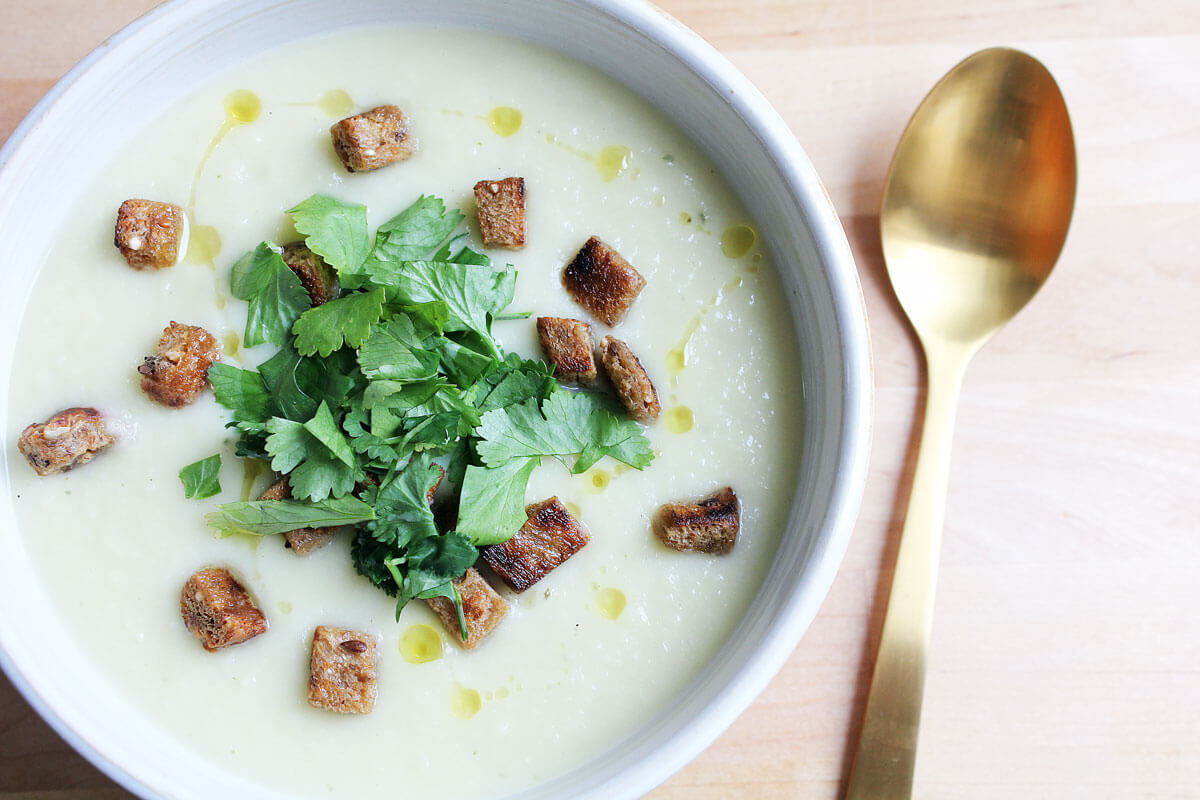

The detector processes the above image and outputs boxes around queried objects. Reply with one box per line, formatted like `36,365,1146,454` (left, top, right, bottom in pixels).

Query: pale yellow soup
7,27,802,798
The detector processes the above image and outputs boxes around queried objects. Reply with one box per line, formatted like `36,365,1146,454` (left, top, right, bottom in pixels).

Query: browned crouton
17,407,115,476
425,567,508,649
308,626,378,714
562,236,646,326
281,242,339,306
473,177,526,248
258,476,338,554
180,567,268,651
654,487,741,554
114,199,188,269
536,316,597,385
598,336,661,422
138,322,221,408
330,105,415,172
482,497,589,592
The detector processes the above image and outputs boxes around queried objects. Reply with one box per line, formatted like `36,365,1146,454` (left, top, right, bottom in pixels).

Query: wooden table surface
2,1,1198,798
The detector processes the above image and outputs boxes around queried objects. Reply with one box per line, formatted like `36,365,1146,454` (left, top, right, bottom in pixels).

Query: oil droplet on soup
595,587,626,620
488,106,523,136
185,224,222,265
585,469,610,492
221,331,240,357
400,624,444,664
721,223,757,259
317,89,354,117
596,145,631,182
666,347,686,380
566,500,583,519
224,89,262,124
665,406,694,434
451,685,482,719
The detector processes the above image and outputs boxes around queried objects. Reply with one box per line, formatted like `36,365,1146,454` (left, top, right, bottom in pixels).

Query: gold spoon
846,48,1076,798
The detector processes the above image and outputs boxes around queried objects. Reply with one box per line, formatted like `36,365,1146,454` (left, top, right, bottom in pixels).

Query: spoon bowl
882,48,1076,348
847,48,1076,799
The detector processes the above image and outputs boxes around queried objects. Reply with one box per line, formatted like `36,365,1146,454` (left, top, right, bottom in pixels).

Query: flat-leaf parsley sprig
189,193,654,635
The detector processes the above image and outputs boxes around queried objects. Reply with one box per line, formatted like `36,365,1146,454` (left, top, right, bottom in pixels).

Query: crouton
536,317,597,385
473,177,526,249
329,105,415,172
138,322,220,408
258,476,338,555
425,567,508,649
17,407,115,476
180,567,268,651
114,199,188,269
281,242,339,306
598,336,661,422
308,626,378,714
653,487,740,554
482,497,589,592
561,236,646,326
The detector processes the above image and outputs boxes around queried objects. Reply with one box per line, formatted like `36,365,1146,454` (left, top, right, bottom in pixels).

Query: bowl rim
0,1,873,797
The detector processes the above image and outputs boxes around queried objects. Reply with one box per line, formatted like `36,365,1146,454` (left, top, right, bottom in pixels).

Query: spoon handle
846,345,968,799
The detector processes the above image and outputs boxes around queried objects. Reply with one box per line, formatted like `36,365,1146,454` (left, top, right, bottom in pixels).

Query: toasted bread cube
473,177,526,249
138,322,220,408
258,476,338,554
598,336,661,422
17,407,115,476
281,242,339,306
562,237,646,326
536,317,597,385
180,567,268,651
330,105,415,172
425,568,508,649
286,527,342,555
308,626,378,714
654,487,740,554
482,497,589,592
114,199,188,269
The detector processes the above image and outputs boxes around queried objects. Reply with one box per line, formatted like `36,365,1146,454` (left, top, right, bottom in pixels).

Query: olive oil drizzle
400,624,444,664
487,106,523,136
544,135,634,182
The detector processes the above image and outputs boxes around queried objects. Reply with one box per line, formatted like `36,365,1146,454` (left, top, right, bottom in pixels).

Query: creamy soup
6,27,802,798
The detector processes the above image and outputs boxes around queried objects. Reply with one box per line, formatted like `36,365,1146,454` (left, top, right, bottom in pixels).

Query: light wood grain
1,1,1197,798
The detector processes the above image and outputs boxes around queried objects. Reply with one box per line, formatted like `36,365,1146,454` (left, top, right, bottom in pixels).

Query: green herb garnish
201,192,655,636
179,454,222,499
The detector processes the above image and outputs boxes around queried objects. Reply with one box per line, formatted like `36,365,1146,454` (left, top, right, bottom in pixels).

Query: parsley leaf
230,243,311,348
357,316,441,381
207,495,374,537
360,453,442,548
456,457,538,545
373,195,464,262
179,454,222,500
375,260,515,356
289,195,370,284
258,344,357,421
265,404,362,501
476,391,654,473
292,288,386,357
404,532,477,592
208,363,274,432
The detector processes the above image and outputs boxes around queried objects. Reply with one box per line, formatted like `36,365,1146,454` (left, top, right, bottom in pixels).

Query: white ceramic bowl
0,1,871,797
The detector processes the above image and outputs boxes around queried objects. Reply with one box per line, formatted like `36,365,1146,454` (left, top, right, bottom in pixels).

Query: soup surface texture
6,27,802,798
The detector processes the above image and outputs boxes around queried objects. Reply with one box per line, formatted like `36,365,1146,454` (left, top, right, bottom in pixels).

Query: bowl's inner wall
0,1,862,798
